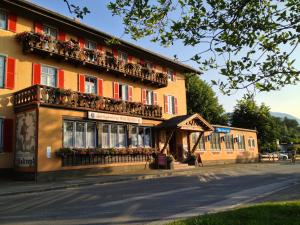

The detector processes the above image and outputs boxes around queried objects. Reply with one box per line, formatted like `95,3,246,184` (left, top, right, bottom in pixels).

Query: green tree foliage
186,74,228,125
106,0,300,94
231,98,300,151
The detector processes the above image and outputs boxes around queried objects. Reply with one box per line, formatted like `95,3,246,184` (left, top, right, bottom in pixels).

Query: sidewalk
1,162,299,197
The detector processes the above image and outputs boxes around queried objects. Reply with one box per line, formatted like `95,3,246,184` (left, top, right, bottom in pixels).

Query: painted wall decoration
15,110,36,168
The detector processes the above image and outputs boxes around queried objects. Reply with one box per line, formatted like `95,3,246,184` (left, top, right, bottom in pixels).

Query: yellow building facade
0,0,258,179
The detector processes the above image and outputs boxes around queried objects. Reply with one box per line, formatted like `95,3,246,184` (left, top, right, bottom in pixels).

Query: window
118,51,128,64
0,119,3,151
98,123,129,148
41,65,57,87
85,40,97,50
248,138,256,148
0,55,5,88
167,95,175,114
118,125,126,147
130,126,152,148
192,132,205,150
119,83,129,101
85,76,97,94
210,133,221,150
237,135,245,150
224,134,234,150
0,10,7,30
146,90,153,105
43,25,57,39
130,125,138,147
63,121,96,148
145,61,153,70
167,69,174,81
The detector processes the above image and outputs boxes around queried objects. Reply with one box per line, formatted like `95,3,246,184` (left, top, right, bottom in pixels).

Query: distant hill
270,112,300,125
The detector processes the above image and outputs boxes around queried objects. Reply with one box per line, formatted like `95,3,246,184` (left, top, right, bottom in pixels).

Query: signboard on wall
15,110,36,168
88,111,142,124
215,127,231,133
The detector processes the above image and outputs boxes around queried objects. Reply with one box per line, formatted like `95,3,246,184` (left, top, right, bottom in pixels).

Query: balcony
13,85,163,119
16,32,168,87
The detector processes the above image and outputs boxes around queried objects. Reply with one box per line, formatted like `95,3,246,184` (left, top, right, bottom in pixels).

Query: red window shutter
164,95,168,113
5,57,15,90
142,89,147,104
128,55,133,63
58,31,66,41
34,22,43,33
113,82,119,100
97,78,103,96
173,71,176,81
8,13,17,33
3,119,13,153
57,69,64,88
174,97,178,114
153,92,158,105
78,74,85,92
32,63,41,85
97,44,103,53
139,59,145,66
113,49,118,59
128,86,133,102
78,38,85,48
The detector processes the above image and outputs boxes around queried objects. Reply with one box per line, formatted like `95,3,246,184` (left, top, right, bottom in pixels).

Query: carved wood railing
16,32,168,87
13,85,163,119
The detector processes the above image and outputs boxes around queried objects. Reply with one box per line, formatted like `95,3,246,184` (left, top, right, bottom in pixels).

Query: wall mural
15,110,36,168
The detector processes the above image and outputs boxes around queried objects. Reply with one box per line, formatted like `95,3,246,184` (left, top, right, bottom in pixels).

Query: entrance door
169,131,177,160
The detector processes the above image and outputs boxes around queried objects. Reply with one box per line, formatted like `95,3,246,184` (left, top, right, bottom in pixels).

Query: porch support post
187,131,191,154
161,129,175,154
191,132,203,153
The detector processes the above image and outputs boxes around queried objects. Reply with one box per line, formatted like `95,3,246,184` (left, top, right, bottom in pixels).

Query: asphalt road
0,163,300,225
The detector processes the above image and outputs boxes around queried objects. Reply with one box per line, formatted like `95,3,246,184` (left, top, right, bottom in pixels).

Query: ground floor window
65,121,153,149
210,132,221,150
63,121,96,148
191,132,205,150
224,134,234,150
248,137,256,148
237,135,245,150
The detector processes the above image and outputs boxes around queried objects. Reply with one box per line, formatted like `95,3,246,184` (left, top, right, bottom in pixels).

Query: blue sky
30,0,300,118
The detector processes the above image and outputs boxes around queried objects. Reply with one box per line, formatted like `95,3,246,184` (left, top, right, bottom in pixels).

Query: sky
29,0,300,118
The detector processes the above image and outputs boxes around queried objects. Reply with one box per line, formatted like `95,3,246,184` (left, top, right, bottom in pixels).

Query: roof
2,0,199,74
157,114,214,131
212,124,257,133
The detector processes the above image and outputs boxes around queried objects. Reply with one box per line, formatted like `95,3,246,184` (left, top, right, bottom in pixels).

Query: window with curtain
131,126,138,147
146,90,153,105
75,122,85,148
63,121,74,147
192,132,205,150
110,124,118,148
118,125,126,147
167,95,175,114
167,68,174,81
119,84,129,101
86,122,96,148
0,10,7,30
210,132,221,150
101,124,110,148
0,55,5,88
224,134,234,150
85,76,97,94
43,25,57,39
237,135,245,150
118,51,128,64
144,128,152,147
41,65,57,87
138,127,144,147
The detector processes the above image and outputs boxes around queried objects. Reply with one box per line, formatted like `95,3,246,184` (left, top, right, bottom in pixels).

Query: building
0,0,258,180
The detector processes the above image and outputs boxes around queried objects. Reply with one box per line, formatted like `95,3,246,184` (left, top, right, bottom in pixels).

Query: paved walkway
0,162,299,197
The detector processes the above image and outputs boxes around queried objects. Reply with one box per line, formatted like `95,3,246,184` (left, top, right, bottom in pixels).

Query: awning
156,113,214,132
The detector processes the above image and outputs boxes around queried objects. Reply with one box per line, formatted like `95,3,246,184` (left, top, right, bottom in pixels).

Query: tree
186,74,228,125
231,98,278,151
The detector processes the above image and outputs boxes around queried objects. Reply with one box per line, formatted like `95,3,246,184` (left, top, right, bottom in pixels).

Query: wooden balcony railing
13,85,163,119
16,32,168,87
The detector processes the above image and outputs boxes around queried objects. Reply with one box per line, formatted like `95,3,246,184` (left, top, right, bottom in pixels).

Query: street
0,163,300,225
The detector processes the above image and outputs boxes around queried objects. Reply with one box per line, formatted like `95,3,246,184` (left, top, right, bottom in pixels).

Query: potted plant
55,147,73,157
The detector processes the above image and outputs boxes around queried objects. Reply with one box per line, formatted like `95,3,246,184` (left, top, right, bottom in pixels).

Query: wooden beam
191,132,203,153
161,129,175,153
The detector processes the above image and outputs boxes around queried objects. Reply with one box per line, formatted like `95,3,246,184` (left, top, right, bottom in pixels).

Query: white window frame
167,68,174,81
192,132,205,151
85,76,97,94
167,95,175,114
0,9,7,30
0,55,6,88
146,90,154,105
224,133,234,150
248,137,256,148
119,83,129,101
41,65,57,87
85,39,97,50
210,133,221,151
43,24,58,39
0,118,3,152
237,135,246,150
118,51,128,64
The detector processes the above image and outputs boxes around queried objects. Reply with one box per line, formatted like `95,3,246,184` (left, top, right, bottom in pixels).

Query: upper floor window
85,76,97,94
224,133,234,150
0,10,7,30
85,40,97,50
165,95,177,114
167,69,174,81
43,25,57,39
248,138,256,148
237,135,245,150
192,132,205,150
118,51,128,64
0,55,5,88
210,132,221,150
119,83,129,101
0,118,3,152
146,90,153,105
41,65,57,87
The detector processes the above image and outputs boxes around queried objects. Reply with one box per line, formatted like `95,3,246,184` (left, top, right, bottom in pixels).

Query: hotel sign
88,112,142,124
215,127,231,133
